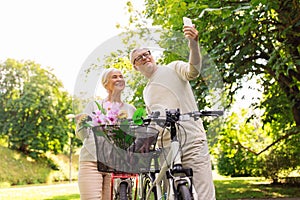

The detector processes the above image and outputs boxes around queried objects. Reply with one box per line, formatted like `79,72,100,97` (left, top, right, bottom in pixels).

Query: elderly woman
76,68,136,200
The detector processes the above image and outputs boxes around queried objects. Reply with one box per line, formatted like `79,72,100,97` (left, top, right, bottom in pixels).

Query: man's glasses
134,51,151,64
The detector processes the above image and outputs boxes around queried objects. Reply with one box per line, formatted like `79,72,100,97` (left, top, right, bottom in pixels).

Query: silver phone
183,17,193,26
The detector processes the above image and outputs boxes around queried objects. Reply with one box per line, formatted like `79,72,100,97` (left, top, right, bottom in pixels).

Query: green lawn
0,177,299,200
0,182,80,200
214,177,300,200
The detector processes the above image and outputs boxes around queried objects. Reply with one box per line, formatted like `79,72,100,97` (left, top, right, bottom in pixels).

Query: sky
0,0,143,93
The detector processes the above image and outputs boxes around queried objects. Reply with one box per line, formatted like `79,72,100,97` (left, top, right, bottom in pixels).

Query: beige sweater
75,100,136,162
143,61,206,146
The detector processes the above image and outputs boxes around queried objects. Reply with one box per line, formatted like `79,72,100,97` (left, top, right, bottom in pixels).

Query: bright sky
0,0,143,93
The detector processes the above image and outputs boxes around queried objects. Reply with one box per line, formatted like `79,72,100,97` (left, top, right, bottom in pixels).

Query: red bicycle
111,172,138,200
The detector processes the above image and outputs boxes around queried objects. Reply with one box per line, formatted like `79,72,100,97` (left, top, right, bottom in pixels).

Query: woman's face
105,70,125,92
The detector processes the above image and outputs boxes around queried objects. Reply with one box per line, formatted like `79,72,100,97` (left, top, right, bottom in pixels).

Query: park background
0,0,299,199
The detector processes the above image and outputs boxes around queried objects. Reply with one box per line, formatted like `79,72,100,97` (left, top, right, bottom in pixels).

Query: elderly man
130,24,216,200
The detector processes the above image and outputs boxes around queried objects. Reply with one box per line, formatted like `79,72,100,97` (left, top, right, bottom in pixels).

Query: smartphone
183,17,193,26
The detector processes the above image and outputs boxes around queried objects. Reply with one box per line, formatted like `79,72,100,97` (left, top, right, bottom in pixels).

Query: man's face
132,49,157,76
133,50,152,65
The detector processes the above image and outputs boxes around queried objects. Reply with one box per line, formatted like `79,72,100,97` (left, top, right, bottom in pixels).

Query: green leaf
92,127,108,138
94,101,106,114
125,134,135,144
94,130,106,137
132,108,146,125
113,128,125,139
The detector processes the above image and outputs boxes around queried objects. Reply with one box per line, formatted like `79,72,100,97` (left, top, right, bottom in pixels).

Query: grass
0,144,51,186
0,144,79,187
0,182,80,200
0,141,299,199
214,177,300,199
0,176,299,200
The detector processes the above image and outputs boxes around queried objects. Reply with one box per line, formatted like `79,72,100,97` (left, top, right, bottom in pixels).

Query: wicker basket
92,124,160,173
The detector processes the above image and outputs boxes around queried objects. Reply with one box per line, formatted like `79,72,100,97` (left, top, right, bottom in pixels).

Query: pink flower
91,110,107,126
103,102,121,114
91,102,123,126
107,114,118,125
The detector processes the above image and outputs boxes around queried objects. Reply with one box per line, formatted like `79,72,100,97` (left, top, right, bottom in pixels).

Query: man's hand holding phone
183,17,198,42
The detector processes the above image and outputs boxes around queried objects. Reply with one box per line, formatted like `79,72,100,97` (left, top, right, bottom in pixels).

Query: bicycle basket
92,124,160,173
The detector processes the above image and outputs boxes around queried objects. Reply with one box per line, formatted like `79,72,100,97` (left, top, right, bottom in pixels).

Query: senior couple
75,24,216,200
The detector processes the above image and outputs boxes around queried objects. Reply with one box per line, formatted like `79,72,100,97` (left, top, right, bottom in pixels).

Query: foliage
215,109,262,177
215,107,300,181
141,0,300,122
125,0,300,179
0,59,76,159
260,133,300,183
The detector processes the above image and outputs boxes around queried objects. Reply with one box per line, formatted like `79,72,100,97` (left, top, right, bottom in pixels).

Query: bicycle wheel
119,182,128,200
142,176,157,200
177,184,192,200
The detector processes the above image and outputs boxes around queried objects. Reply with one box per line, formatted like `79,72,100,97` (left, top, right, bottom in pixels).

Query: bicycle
137,109,223,200
91,108,222,199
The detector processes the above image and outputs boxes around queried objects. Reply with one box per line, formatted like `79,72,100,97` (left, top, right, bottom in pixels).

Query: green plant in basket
80,101,147,149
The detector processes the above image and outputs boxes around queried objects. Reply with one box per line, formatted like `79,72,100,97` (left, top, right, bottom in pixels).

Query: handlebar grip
200,110,224,116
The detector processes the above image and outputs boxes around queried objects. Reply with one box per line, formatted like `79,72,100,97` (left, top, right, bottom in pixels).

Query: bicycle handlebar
141,109,224,126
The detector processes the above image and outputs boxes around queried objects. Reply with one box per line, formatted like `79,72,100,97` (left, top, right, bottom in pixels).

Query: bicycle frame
146,141,198,200
143,109,223,200
145,109,198,200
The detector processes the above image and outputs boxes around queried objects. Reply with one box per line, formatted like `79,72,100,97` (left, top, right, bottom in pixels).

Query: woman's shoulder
83,99,104,112
121,103,136,118
123,102,136,110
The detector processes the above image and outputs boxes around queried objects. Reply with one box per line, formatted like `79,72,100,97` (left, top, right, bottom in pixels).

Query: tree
125,0,300,179
142,0,300,124
0,59,74,159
